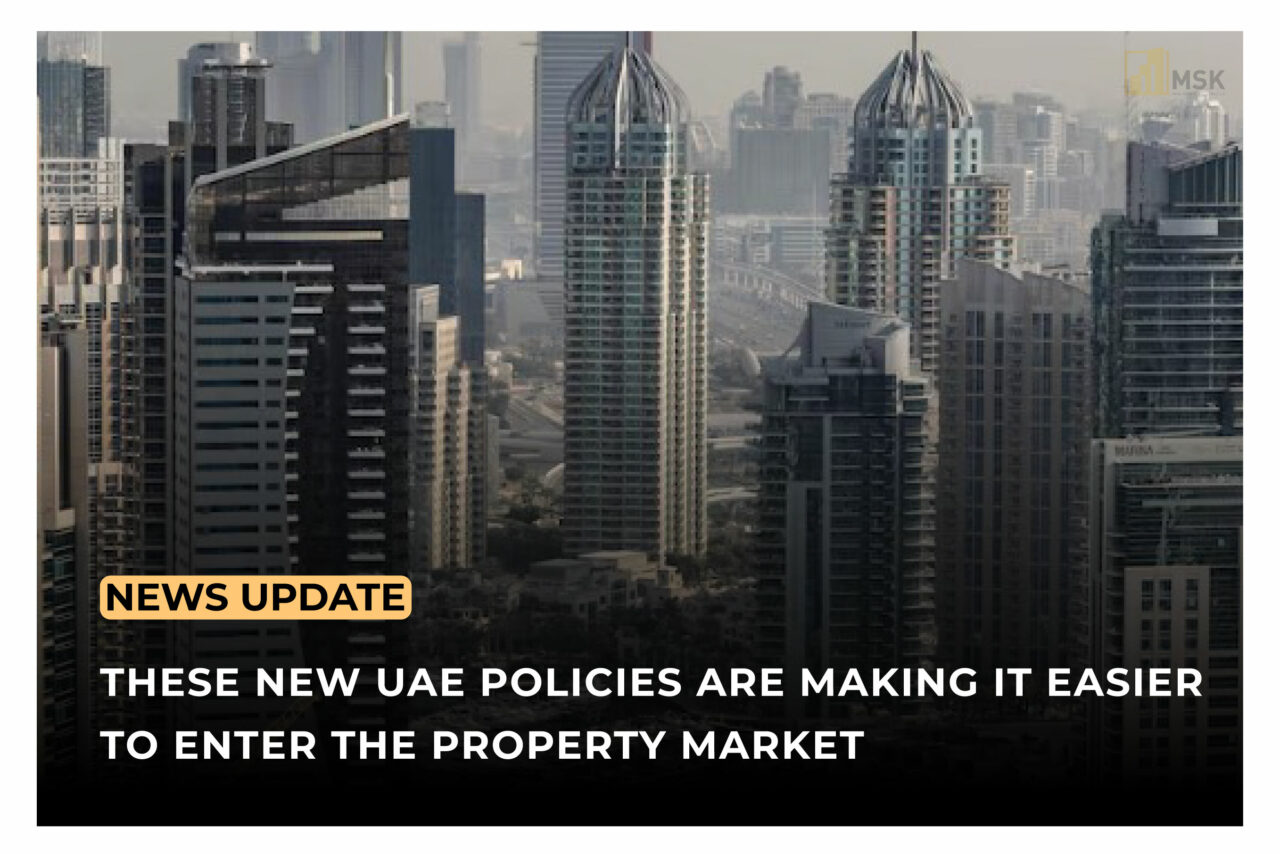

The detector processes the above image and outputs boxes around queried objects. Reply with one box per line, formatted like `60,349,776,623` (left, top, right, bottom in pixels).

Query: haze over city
103,31,1243,139
36,25,1245,826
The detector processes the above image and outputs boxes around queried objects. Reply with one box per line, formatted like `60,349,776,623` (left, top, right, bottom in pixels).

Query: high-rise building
122,43,292,582
936,260,1091,679
827,39,1014,375
727,69,853,215
182,115,421,732
561,42,707,561
37,137,128,772
255,32,403,144
1092,142,1242,438
409,285,474,573
443,33,482,166
973,98,1019,167
762,66,803,128
795,92,857,177
1087,436,1242,784
533,31,647,288
757,302,937,716
177,42,256,124
38,31,109,158
408,106,489,567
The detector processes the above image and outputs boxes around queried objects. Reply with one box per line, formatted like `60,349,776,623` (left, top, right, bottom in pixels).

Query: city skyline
98,31,1243,140
34,26,1246,824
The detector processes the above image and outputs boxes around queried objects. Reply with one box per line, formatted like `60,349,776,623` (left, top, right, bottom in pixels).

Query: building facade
1088,436,1242,783
255,32,403,144
122,43,293,582
1092,142,1243,438
561,42,707,561
409,285,474,573
37,133,128,774
38,31,109,158
757,302,937,717
936,260,1091,678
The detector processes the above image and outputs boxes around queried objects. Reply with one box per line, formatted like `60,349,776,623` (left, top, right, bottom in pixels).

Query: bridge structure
710,258,825,314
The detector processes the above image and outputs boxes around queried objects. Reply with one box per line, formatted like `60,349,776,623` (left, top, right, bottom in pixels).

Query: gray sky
102,31,1243,139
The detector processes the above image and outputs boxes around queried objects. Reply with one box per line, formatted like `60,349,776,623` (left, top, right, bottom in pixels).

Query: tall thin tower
561,43,708,561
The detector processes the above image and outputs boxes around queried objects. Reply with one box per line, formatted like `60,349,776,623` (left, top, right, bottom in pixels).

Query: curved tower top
854,47,973,131
567,43,689,130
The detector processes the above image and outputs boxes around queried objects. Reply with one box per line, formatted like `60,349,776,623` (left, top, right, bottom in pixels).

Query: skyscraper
827,38,1014,375
762,66,803,128
255,32,403,144
182,115,421,732
561,42,707,561
757,302,937,716
37,31,110,158
443,33,481,165
727,68,852,215
1092,142,1242,438
122,42,292,582
1085,140,1243,790
533,31,647,289
409,105,489,567
936,260,1091,679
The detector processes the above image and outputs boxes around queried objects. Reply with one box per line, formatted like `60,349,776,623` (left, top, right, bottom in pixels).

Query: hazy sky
102,31,1243,139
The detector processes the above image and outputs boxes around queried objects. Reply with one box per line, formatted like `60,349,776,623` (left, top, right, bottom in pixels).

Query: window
1186,579,1199,611
1141,579,1154,611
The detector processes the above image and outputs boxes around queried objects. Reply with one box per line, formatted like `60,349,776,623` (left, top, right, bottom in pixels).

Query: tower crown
567,44,688,129
854,47,973,130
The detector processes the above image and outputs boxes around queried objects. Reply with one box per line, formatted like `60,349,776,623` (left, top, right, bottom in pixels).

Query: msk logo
1125,49,1225,96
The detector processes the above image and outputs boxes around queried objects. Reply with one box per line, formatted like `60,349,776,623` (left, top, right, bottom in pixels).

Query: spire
911,31,918,68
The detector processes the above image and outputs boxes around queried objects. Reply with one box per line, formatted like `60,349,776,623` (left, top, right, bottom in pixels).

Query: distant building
726,68,853,215
561,41,707,561
730,127,832,214
255,32,403,143
936,260,1091,678
762,66,803,127
757,302,938,716
827,40,1014,375
1092,143,1242,437
443,33,482,169
38,31,109,158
